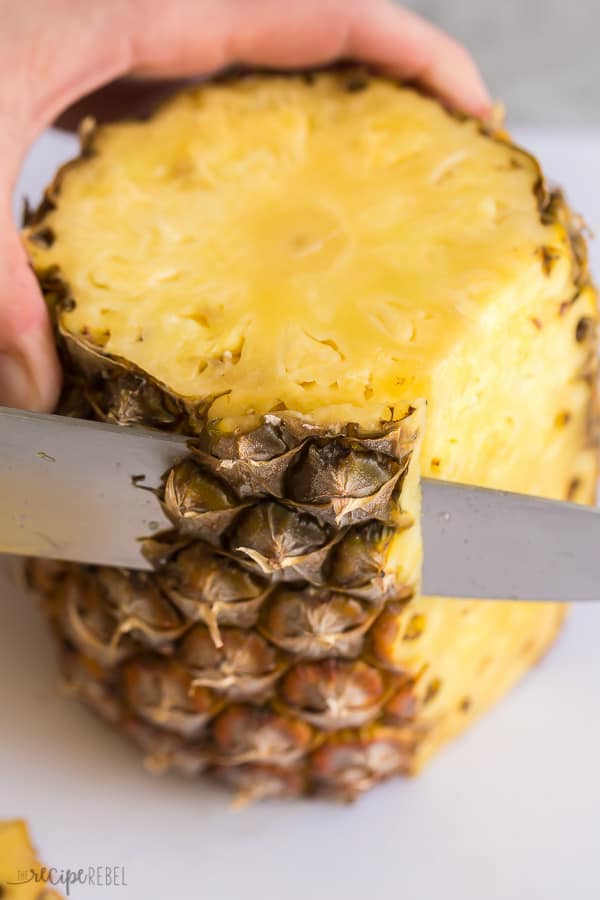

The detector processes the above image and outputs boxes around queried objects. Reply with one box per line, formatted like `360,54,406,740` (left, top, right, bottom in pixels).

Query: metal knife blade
0,407,187,570
1,407,599,602
421,479,600,601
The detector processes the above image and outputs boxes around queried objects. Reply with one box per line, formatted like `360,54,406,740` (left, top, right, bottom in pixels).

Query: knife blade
1,407,599,602
0,407,186,570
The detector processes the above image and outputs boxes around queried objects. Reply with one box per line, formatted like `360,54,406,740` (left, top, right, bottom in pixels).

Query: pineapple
0,820,62,899
23,69,598,801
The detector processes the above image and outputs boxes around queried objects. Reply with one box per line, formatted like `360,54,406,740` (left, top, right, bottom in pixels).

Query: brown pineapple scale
28,407,424,801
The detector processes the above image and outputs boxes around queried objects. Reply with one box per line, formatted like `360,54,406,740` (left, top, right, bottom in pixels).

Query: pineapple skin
28,407,426,801
24,70,599,800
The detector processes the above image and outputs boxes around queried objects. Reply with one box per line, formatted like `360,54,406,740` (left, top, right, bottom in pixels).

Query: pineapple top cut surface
25,70,581,431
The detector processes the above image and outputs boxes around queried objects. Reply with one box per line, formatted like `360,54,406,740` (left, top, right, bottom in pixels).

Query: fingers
343,2,492,117
0,225,61,411
1,0,130,411
130,0,491,116
0,326,61,412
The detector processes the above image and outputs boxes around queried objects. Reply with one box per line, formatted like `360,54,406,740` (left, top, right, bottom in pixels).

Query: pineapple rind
28,404,424,799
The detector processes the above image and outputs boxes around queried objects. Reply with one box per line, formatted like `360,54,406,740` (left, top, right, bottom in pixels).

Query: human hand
0,0,490,411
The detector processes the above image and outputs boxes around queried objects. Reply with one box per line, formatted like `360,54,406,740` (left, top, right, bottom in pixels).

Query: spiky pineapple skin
28,408,426,801
24,69,599,801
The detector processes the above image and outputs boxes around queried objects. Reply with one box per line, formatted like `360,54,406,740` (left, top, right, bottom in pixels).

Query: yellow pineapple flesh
0,821,62,899
24,70,598,798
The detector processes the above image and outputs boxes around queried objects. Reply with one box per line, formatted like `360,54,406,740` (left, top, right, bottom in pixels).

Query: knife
0,406,598,602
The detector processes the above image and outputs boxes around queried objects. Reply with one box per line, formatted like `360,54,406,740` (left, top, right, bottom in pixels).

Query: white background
2,128,600,899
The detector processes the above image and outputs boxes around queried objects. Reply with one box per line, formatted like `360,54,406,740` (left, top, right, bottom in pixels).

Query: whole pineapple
24,69,598,801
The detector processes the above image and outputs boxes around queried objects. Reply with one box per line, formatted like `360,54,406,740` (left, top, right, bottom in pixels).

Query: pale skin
0,0,490,411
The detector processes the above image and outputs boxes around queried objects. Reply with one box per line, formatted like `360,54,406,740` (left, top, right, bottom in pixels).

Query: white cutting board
2,129,600,900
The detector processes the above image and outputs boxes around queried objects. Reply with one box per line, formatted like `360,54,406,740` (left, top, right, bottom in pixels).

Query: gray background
401,0,598,124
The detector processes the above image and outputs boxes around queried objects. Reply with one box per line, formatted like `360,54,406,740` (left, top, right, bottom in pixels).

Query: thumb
0,221,62,411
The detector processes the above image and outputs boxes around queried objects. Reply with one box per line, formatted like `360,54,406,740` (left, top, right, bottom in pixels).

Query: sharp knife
1,407,598,602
